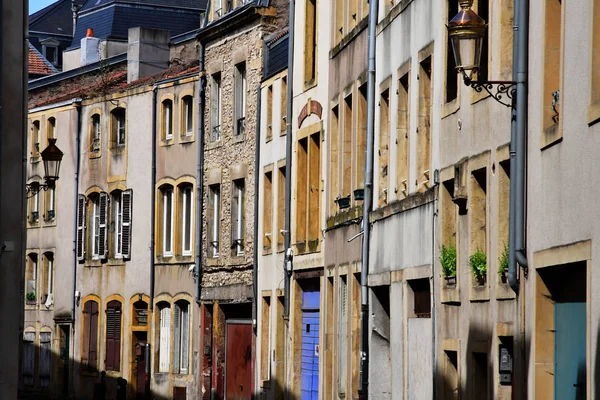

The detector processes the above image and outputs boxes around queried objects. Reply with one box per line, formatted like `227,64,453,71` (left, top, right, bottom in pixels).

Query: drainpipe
196,39,206,306
150,86,157,312
71,102,82,322
253,83,262,330
283,0,295,318
508,0,529,294
359,0,378,397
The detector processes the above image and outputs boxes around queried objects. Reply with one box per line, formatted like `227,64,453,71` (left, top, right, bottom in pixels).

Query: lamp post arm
463,76,517,108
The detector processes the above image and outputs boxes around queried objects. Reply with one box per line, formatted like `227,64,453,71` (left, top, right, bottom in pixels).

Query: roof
71,1,207,46
28,43,59,77
263,29,288,80
30,0,88,35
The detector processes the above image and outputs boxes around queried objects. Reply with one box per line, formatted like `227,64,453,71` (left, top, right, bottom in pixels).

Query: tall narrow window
82,300,99,371
173,301,190,374
91,192,108,260
295,132,321,253
263,170,273,252
31,120,40,156
330,105,340,214
338,276,348,394
39,332,51,387
30,184,40,223
378,88,390,206
445,0,458,103
397,72,410,198
208,184,221,258
25,254,38,304
541,0,563,146
304,0,317,85
470,167,487,286
232,179,245,256
40,252,54,307
235,63,247,139
277,165,286,252
91,114,101,152
211,74,222,142
159,304,171,373
214,0,222,18
46,186,56,221
417,56,432,189
92,196,100,258
342,95,353,199
22,332,35,385
77,194,86,260
181,185,193,256
47,117,56,140
357,85,367,191
162,99,173,140
111,108,126,147
280,76,288,134
260,296,271,381
182,96,194,137
163,187,174,256
266,85,273,141
105,300,122,371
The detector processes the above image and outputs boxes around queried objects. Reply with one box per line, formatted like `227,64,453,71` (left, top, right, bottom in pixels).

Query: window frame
182,95,194,137
208,184,221,258
162,99,174,141
163,187,174,257
113,191,123,258
234,63,247,139
181,185,193,256
111,108,127,148
232,179,245,256
211,74,222,142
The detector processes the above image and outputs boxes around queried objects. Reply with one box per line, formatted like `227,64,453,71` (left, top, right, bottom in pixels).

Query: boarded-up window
82,300,99,372
417,56,432,189
295,132,321,252
39,332,51,387
342,95,353,199
22,332,35,385
280,76,288,134
105,300,122,371
260,296,271,381
277,165,286,252
397,72,410,198
174,301,190,374
304,0,317,86
378,88,390,206
266,85,273,141
159,305,171,372
263,170,273,252
357,85,367,192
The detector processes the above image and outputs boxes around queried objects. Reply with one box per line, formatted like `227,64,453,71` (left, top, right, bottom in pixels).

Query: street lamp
447,0,516,108
26,138,64,198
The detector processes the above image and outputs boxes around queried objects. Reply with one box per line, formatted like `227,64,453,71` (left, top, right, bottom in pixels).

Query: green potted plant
470,249,487,286
26,291,36,303
440,244,457,285
498,243,509,284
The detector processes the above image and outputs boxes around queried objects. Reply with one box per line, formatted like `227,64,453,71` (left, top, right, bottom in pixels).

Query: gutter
359,0,378,397
150,86,157,312
283,0,295,318
71,100,82,325
252,83,262,330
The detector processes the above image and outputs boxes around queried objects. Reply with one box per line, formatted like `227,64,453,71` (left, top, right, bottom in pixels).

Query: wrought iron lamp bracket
464,76,517,109
26,182,53,198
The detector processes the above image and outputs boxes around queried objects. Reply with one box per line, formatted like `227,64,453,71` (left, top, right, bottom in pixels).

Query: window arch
90,113,101,153
173,300,190,374
47,117,56,141
160,185,175,256
162,99,174,141
110,107,126,148
157,301,171,372
181,95,194,137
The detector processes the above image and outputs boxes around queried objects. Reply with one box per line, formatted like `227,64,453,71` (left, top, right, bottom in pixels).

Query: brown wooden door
225,322,253,400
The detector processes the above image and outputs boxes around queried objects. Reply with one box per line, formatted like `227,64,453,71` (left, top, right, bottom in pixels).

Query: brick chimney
80,28,100,66
127,27,170,84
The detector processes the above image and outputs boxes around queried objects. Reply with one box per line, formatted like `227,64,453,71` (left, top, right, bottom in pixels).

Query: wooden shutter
39,332,51,387
77,195,86,260
22,332,35,386
89,301,99,370
159,306,171,372
121,189,133,258
98,192,108,259
173,303,181,373
105,300,121,371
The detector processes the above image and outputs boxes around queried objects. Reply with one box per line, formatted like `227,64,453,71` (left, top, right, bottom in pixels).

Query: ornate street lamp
447,0,516,107
26,138,64,198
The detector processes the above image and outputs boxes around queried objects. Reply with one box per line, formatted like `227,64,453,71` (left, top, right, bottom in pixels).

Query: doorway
57,324,70,398
131,331,148,399
225,320,252,400
300,287,320,400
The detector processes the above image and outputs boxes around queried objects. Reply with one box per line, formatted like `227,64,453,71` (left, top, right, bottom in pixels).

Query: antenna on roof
72,0,83,36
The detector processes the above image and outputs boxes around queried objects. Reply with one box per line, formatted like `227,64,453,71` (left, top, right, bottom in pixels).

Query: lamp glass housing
447,8,487,80
40,138,64,187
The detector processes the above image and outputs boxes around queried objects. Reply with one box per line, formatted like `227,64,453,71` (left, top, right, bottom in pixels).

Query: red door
225,322,253,400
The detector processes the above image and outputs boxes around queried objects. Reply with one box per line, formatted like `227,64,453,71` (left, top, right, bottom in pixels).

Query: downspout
196,39,206,306
508,0,529,294
71,102,82,322
431,187,438,400
283,0,295,318
359,0,378,397
150,86,158,311
253,83,262,330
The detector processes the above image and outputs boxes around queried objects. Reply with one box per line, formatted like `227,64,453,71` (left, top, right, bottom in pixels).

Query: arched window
181,95,193,137
25,253,38,304
162,99,173,140
133,300,148,326
90,114,101,153
161,185,174,256
173,300,190,374
179,183,193,256
111,108,126,147
82,300,99,372
47,117,56,140
105,300,122,371
158,302,171,372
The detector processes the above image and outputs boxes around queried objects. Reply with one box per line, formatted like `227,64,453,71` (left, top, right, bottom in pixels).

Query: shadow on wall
18,341,175,400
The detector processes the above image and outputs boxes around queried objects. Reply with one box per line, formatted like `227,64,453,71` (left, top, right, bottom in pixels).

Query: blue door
301,290,320,400
555,302,586,399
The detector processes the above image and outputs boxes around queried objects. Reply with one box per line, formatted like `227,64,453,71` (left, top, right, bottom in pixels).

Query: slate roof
30,0,88,35
28,42,59,77
80,0,206,12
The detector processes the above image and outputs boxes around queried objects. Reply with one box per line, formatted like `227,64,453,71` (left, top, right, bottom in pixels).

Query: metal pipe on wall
196,39,206,306
71,101,82,323
359,0,379,396
150,86,158,311
252,83,262,330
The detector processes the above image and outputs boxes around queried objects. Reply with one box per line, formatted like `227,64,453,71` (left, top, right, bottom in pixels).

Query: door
225,321,252,400
132,331,147,399
58,325,70,397
555,301,586,399
301,290,320,400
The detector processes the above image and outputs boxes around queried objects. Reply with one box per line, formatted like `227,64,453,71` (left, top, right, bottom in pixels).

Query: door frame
224,319,253,399
532,240,591,399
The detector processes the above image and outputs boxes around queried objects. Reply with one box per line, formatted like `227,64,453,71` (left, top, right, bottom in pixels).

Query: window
31,120,40,157
163,187,174,256
260,296,271,381
211,74,222,142
445,0,458,103
443,350,459,398
25,253,38,304
45,186,56,221
158,304,171,372
378,88,390,206
29,183,40,223
105,300,122,371
112,189,133,259
43,45,58,65
296,132,321,252
304,0,317,86
338,275,348,394
162,99,173,140
263,170,273,252
277,164,286,252
90,192,108,260
47,117,56,140
408,278,431,318
77,195,87,261
280,76,288,134
39,332,51,387
231,179,245,256
235,63,247,139
111,108,126,147
266,85,273,141
474,0,489,83
173,301,190,374
417,56,432,189
342,95,352,199
330,105,339,214
470,167,487,285
397,71,410,198
357,85,367,191
181,185,193,256
82,300,99,372
91,114,101,152
182,96,194,137
40,252,54,308
214,0,222,18
133,300,148,326
207,184,221,258
541,0,563,147
22,332,35,385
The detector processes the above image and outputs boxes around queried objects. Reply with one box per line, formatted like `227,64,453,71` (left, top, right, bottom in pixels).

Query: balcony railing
236,117,246,138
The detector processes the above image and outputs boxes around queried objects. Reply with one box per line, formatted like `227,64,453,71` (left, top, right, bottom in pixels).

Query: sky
30,0,59,14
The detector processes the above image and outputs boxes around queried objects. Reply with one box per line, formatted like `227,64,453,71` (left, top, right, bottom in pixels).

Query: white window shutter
180,304,189,374
173,303,181,373
121,189,133,259
159,307,171,373
77,195,86,260
98,192,108,259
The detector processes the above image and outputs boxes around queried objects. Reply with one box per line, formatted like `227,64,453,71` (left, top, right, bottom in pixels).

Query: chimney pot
86,28,94,37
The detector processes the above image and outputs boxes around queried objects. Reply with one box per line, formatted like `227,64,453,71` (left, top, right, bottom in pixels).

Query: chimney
80,28,100,66
127,27,170,84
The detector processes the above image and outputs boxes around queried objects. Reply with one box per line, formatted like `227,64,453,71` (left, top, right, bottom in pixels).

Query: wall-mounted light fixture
26,138,64,198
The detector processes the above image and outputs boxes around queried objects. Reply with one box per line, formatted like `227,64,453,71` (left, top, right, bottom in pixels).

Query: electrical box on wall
499,338,513,385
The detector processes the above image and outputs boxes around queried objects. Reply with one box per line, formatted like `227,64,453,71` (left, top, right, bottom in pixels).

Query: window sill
540,123,562,150
88,151,102,159
180,134,195,144
440,282,461,305
588,99,600,126
42,219,57,227
108,258,126,267
159,139,175,147
496,280,516,301
206,141,222,151
441,98,460,119
110,145,126,155
30,155,41,164
206,257,220,267
233,135,245,144
84,259,103,268
27,222,41,229
469,282,490,302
